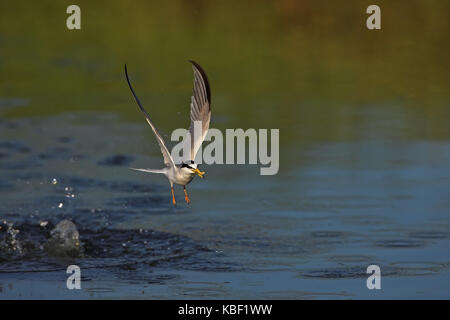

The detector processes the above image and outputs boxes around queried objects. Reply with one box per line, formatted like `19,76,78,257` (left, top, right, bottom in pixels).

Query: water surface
1,109,449,299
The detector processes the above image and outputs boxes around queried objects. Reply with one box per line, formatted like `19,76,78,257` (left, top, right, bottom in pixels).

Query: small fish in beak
192,168,205,178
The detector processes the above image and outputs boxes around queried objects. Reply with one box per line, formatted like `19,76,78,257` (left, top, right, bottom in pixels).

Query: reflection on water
0,110,449,299
0,0,450,299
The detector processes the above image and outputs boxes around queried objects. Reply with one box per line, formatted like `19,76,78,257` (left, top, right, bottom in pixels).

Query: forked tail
129,168,168,174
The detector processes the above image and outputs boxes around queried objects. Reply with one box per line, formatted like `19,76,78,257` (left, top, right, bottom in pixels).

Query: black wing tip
124,64,130,81
123,63,148,116
188,60,211,106
188,60,201,68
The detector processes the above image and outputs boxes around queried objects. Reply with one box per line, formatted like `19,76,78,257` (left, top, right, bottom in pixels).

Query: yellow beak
192,168,205,178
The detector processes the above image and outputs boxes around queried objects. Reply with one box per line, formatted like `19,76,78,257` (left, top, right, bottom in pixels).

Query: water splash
0,220,23,256
44,220,82,258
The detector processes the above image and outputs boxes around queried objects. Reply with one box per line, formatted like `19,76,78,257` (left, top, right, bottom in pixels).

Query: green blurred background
1,0,449,142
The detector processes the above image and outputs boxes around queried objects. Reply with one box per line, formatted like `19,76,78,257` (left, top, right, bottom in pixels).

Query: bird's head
181,161,205,179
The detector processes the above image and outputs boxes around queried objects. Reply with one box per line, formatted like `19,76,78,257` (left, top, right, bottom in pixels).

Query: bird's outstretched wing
188,60,211,161
125,65,175,168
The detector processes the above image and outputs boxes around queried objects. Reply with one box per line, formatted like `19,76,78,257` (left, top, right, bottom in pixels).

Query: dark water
1,0,450,299
0,110,449,299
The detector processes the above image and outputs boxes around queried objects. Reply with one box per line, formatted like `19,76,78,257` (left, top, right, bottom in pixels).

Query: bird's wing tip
188,60,211,106
188,60,202,69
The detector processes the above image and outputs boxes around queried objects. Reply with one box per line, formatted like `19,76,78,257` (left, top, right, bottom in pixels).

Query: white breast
170,167,195,186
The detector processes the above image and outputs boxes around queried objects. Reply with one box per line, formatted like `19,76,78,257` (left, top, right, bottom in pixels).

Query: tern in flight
124,60,211,205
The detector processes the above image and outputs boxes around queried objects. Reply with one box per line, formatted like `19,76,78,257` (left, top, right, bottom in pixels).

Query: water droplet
39,221,48,227
52,178,58,185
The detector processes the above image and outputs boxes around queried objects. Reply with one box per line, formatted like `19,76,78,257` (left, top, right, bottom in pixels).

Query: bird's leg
171,186,176,205
184,186,191,204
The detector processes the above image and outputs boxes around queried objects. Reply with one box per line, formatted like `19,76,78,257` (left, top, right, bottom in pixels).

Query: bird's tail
129,168,168,174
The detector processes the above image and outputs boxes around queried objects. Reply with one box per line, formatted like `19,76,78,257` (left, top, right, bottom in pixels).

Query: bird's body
172,165,195,186
131,163,197,186
125,61,211,205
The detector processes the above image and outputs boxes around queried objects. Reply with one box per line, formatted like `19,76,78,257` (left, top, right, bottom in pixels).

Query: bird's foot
171,187,176,205
184,187,191,204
